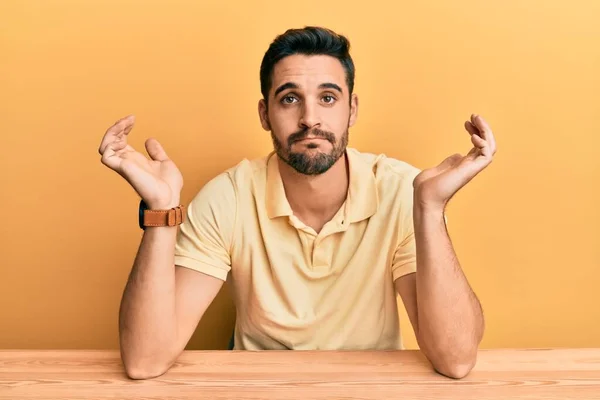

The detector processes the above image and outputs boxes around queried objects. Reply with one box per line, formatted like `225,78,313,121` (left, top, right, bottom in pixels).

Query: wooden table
1,349,599,399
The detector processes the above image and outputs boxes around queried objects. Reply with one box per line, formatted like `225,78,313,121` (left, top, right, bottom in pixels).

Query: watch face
139,199,147,230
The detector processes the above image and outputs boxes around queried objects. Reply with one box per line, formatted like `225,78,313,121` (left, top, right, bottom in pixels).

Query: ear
258,99,271,131
349,93,359,127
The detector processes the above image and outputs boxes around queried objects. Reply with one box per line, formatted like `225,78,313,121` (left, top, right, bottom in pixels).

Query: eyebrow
274,82,298,97
318,82,343,94
273,82,344,97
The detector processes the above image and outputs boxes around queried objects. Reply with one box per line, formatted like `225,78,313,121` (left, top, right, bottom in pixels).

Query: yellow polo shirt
174,147,420,350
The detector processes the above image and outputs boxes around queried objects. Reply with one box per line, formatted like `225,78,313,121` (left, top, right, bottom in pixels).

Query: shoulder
348,147,420,224
347,148,421,240
188,153,270,211
225,153,271,186
348,147,421,189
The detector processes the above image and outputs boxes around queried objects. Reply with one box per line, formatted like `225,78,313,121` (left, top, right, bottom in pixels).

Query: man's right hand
98,115,183,209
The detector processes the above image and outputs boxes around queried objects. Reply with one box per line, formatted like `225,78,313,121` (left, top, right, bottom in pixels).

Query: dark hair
259,26,355,104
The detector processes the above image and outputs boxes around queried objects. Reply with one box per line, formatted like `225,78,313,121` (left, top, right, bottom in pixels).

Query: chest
230,214,400,308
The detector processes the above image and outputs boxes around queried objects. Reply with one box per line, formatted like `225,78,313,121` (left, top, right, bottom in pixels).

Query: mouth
294,137,327,143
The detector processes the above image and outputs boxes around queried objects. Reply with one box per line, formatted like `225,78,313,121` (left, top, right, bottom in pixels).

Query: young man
99,26,496,380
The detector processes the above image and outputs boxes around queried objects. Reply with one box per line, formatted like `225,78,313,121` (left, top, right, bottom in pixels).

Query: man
98,26,495,380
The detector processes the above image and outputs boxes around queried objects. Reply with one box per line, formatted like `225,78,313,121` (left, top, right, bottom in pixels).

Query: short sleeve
392,230,417,281
174,172,237,281
391,212,448,281
390,174,449,281
390,165,419,281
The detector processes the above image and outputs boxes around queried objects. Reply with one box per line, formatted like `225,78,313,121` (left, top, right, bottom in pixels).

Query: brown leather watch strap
143,205,185,228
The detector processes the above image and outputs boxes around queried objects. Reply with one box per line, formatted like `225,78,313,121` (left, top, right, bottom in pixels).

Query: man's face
259,55,358,175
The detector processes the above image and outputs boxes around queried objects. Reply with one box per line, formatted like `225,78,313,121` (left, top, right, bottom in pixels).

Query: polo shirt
174,147,420,350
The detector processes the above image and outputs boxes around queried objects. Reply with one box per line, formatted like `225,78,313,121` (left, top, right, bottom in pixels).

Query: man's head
258,26,359,175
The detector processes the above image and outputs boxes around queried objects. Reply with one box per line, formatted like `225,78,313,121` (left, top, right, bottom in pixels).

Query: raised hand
98,115,183,209
413,114,497,212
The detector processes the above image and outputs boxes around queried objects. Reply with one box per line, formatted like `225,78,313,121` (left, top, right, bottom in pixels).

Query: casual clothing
174,147,420,350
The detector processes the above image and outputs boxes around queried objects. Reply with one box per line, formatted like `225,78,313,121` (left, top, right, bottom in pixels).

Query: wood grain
1,349,599,399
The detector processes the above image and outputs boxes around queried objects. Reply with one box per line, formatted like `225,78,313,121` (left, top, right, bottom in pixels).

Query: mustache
287,128,336,146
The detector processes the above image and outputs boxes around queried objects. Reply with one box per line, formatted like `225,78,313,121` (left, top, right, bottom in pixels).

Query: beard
271,127,349,175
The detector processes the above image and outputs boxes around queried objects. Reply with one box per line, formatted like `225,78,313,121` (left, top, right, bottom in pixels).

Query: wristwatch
138,200,185,230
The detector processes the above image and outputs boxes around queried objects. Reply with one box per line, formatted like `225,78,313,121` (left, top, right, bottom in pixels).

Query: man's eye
323,95,336,104
282,96,298,104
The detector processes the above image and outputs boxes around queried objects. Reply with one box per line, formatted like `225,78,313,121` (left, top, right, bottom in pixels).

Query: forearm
119,226,178,375
413,205,484,377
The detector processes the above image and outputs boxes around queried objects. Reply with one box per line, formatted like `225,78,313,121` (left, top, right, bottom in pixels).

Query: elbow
420,340,478,379
121,351,173,380
434,358,476,379
432,348,478,379
119,333,178,379
123,360,171,380
418,333,480,379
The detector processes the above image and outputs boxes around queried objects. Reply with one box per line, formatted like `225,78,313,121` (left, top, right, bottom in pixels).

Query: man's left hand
413,114,497,212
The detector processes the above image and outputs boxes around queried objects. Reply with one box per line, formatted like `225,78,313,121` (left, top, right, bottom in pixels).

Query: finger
476,115,496,155
100,143,121,170
474,114,495,150
466,119,494,154
471,114,496,154
105,114,135,140
122,119,135,135
98,115,136,155
464,121,480,137
145,138,170,162
470,131,486,149
470,133,493,159
471,113,490,133
107,130,131,154
98,115,134,155
480,119,497,155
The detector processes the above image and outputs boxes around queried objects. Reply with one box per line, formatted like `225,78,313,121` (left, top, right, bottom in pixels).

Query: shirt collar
265,147,379,222
266,151,293,218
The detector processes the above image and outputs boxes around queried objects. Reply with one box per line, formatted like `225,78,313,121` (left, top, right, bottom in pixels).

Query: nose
298,102,321,130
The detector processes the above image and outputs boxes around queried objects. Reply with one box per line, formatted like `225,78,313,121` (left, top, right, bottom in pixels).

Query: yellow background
1,0,599,351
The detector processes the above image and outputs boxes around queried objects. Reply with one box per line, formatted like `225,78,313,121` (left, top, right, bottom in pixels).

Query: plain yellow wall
1,0,599,351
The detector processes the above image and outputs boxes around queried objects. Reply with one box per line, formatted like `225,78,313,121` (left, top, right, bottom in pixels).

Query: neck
277,153,349,222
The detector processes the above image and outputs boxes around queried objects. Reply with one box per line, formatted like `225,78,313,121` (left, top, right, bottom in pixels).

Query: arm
120,170,236,379
97,115,231,380
395,210,484,379
119,226,223,380
396,113,496,379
